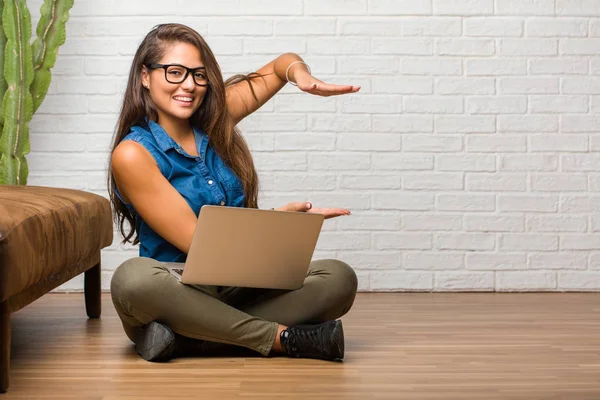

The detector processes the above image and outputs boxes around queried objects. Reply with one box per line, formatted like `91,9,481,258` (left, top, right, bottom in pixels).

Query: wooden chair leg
1,301,9,393
84,261,101,319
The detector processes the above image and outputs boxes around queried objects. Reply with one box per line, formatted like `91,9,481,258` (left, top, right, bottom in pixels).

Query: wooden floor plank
3,293,600,399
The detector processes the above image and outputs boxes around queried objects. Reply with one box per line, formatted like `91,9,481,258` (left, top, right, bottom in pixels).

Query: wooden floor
3,293,600,399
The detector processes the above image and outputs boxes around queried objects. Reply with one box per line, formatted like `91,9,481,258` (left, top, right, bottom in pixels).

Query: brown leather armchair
0,185,113,393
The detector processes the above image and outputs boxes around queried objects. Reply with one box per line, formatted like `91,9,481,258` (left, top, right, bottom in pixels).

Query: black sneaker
136,321,205,362
280,320,345,361
135,321,176,362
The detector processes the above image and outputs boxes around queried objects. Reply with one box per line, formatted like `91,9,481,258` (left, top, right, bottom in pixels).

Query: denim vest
116,120,246,262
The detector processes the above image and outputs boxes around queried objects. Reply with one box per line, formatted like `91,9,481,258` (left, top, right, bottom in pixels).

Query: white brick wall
26,0,600,292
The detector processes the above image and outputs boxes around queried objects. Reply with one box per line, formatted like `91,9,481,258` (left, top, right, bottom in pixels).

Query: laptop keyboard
172,268,184,276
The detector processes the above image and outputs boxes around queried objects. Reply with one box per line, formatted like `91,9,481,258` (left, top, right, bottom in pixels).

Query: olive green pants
110,257,358,356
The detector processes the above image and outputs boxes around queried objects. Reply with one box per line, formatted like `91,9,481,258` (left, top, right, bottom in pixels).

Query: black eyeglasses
146,63,209,86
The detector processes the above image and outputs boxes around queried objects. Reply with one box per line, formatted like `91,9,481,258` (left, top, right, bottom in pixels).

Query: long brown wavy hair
108,23,262,245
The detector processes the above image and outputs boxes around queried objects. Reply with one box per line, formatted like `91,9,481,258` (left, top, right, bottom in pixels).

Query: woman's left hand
275,202,351,219
308,206,352,219
293,69,360,97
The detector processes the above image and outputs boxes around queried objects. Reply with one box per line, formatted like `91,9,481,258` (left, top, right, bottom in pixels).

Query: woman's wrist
274,53,310,85
285,61,311,86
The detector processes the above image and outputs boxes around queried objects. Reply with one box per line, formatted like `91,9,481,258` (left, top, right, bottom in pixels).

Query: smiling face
141,41,208,129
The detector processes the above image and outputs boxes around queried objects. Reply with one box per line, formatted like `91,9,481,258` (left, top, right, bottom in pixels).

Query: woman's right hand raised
274,202,351,220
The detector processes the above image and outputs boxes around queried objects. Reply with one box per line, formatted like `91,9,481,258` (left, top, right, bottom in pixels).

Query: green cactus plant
0,0,74,185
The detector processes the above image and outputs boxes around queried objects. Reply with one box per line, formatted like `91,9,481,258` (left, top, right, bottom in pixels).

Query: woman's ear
141,66,150,89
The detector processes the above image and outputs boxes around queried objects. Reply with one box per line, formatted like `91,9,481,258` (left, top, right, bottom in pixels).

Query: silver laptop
163,205,325,290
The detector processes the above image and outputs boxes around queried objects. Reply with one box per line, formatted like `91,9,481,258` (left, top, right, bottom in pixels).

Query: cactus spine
0,0,74,185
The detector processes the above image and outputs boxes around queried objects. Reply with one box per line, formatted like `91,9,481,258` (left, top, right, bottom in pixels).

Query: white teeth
174,96,193,102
